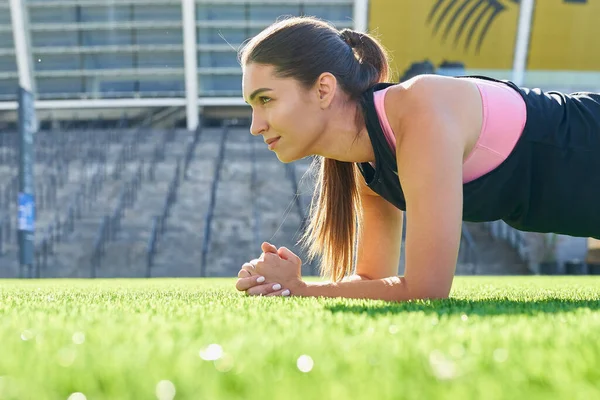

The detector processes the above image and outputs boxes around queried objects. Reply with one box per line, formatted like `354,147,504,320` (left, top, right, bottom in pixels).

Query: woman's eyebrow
246,88,273,103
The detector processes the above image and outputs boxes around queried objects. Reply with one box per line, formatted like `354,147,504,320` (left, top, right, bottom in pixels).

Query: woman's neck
312,102,375,163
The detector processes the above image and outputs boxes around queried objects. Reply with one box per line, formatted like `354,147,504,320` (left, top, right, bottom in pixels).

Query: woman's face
242,63,327,163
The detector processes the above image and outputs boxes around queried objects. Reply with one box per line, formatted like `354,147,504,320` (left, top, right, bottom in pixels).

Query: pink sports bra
372,77,527,183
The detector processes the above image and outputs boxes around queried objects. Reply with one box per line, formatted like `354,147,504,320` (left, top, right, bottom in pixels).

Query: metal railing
145,158,182,277
26,114,156,277
145,124,201,276
33,184,83,277
200,122,229,277
90,161,144,277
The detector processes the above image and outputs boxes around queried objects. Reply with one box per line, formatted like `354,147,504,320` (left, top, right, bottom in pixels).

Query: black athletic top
356,75,600,239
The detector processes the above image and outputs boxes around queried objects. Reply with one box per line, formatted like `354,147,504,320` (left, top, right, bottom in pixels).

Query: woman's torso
359,76,600,238
372,76,526,184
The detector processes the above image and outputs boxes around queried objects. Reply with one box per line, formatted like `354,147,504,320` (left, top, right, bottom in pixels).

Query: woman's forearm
343,274,371,282
296,276,442,302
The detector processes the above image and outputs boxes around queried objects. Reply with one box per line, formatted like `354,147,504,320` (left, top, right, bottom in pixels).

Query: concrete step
35,160,150,278
143,128,222,277
96,151,189,278
462,221,530,275
199,129,315,277
2,125,533,280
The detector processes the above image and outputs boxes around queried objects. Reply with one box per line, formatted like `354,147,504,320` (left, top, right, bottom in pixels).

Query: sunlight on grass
0,277,599,400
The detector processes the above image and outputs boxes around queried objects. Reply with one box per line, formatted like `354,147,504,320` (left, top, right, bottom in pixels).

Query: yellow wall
528,0,600,71
368,0,600,80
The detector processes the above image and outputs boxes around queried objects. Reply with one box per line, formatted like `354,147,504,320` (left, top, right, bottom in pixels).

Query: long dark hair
239,16,390,281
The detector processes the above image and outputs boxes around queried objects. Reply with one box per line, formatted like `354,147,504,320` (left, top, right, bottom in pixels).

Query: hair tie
339,31,354,48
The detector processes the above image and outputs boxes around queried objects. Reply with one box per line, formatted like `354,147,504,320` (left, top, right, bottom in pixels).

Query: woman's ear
315,72,337,109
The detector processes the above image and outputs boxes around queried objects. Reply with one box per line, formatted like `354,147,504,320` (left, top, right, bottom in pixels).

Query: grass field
1,276,599,400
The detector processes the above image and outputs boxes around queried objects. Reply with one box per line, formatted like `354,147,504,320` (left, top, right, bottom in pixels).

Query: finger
266,288,292,297
278,246,301,264
235,275,266,291
262,252,280,263
262,242,278,254
246,282,284,296
237,269,251,278
239,259,261,277
241,262,259,276
276,247,288,261
254,256,274,276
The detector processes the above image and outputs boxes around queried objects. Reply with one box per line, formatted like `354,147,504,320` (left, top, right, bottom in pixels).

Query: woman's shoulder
382,75,484,145
392,74,477,98
385,75,482,117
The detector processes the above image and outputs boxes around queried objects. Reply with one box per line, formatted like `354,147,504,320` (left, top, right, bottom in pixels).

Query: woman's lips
266,137,281,150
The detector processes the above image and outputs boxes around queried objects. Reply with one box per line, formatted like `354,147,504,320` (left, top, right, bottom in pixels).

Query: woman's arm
343,274,369,281
386,78,464,297
295,77,473,302
351,176,405,280
297,275,436,301
391,76,473,299
239,77,477,301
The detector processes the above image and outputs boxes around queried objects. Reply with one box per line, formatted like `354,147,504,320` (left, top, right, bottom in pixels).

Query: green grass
1,277,599,400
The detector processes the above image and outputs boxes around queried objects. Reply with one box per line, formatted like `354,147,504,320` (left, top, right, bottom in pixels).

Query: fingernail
281,289,290,296
257,276,265,283
272,283,281,291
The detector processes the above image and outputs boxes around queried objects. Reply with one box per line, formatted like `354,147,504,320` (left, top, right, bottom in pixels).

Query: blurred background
0,0,598,279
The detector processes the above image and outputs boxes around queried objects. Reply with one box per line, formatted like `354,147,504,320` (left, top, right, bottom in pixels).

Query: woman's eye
259,96,271,104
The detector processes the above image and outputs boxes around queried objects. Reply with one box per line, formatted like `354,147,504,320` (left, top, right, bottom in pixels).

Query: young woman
234,16,600,302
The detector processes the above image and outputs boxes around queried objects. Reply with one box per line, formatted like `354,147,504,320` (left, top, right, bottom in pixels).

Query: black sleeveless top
356,75,600,239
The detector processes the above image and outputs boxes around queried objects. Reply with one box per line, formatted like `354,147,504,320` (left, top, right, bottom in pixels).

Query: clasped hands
236,242,305,297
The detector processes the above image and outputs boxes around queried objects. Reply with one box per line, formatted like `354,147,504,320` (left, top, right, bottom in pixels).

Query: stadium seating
0,117,320,278
0,1,546,278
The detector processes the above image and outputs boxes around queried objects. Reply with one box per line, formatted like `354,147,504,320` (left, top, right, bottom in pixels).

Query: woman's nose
250,112,267,136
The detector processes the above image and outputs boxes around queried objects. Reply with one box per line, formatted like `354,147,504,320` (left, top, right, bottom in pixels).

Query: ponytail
300,28,390,281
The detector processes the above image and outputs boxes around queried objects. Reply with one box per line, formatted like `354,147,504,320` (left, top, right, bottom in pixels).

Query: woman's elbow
414,290,449,301
427,290,450,300
406,283,451,301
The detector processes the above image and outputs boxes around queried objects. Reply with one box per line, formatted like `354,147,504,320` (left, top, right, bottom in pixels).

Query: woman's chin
275,153,295,163
275,148,302,164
